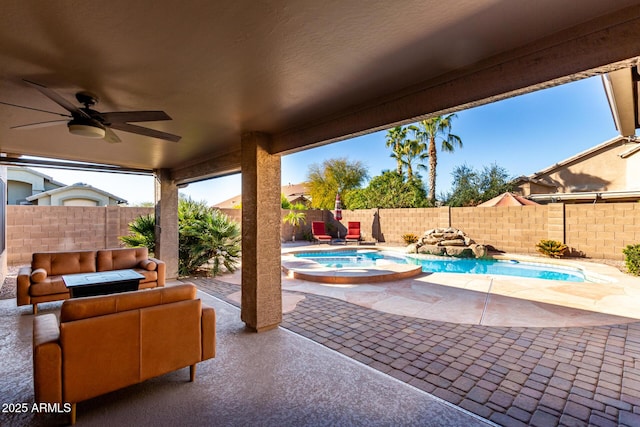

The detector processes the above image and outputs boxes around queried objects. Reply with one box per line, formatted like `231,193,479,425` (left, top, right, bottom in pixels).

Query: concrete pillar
154,169,179,279
241,132,282,332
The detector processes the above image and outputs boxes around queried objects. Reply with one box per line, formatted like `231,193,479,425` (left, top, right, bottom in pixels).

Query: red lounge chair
345,221,361,244
312,221,332,244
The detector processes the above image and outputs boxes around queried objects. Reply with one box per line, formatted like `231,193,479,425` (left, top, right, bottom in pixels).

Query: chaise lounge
345,221,361,244
18,247,165,314
311,221,332,244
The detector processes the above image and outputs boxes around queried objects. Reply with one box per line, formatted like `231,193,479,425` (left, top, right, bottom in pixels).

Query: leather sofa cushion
61,310,141,403
33,251,97,276
140,299,202,381
60,284,197,323
97,247,149,271
30,276,70,297
133,268,157,284
31,268,47,283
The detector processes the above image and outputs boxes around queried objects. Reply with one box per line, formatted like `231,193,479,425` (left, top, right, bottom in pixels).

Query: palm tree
414,114,462,203
402,128,429,181
385,126,408,175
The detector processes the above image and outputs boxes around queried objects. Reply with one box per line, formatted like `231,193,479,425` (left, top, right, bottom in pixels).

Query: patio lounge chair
345,221,361,244
312,221,332,244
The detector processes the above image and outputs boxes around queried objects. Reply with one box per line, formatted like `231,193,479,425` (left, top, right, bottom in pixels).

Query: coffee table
63,269,145,298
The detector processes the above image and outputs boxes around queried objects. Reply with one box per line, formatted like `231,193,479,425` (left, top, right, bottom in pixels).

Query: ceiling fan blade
104,127,122,144
109,122,181,142
23,79,90,119
101,111,172,123
0,100,72,117
11,120,68,130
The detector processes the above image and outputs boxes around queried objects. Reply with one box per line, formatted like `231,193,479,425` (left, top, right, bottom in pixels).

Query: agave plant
535,239,568,258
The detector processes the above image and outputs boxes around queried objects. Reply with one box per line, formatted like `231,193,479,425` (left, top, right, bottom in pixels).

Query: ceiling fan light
68,121,105,139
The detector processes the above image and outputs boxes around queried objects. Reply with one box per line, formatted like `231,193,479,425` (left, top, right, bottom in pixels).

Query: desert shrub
120,197,241,277
535,239,568,258
120,214,156,255
402,233,419,245
623,244,640,276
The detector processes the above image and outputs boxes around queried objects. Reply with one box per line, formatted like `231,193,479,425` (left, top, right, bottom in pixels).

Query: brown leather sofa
17,247,165,313
33,283,215,425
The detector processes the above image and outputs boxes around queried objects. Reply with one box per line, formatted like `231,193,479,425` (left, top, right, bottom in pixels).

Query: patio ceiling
2,1,640,182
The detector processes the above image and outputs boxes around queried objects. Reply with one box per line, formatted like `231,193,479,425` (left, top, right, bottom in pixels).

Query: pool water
293,250,586,282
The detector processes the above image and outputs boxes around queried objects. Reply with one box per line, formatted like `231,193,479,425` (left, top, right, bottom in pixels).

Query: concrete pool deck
235,244,640,328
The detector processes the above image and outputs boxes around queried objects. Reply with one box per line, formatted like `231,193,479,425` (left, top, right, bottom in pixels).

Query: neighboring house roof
511,175,557,189
478,192,539,207
26,182,127,204
214,183,310,208
527,135,630,179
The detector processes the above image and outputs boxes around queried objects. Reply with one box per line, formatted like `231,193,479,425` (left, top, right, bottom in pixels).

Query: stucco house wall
29,185,122,206
516,136,640,203
7,166,65,205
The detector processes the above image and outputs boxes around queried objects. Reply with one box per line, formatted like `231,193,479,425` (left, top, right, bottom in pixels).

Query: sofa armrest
149,257,166,286
201,305,216,360
17,266,32,307
33,314,63,404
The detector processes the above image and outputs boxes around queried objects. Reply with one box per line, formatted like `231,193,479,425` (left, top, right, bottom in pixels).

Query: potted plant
283,210,306,241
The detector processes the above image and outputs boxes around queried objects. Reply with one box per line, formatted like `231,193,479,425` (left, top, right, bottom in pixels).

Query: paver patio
193,278,640,427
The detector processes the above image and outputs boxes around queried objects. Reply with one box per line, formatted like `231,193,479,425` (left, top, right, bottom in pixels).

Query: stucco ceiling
1,1,640,179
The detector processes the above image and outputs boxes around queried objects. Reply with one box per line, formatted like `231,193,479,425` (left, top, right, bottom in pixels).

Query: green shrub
120,197,241,277
535,239,568,258
402,233,419,245
623,244,640,276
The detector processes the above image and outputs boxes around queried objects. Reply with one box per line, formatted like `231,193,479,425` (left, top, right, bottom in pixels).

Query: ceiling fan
0,79,181,143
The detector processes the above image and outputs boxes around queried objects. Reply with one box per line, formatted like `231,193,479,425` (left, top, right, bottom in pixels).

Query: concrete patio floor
0,289,490,426
184,245,640,426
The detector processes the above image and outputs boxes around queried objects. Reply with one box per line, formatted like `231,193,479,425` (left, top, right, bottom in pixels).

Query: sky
32,75,620,206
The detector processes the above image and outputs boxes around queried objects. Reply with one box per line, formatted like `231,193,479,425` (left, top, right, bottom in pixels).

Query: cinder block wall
565,203,640,259
8,203,640,263
7,206,153,264
451,205,549,255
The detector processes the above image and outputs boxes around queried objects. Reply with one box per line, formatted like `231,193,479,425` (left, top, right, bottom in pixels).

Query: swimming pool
293,249,586,282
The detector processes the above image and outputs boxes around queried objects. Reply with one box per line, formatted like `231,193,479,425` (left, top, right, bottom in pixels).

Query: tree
444,163,514,207
445,164,481,207
346,171,429,209
385,126,408,175
414,114,462,204
307,157,369,209
401,128,429,181
282,209,307,241
479,163,514,200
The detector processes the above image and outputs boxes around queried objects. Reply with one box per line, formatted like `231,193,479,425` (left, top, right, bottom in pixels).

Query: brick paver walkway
192,278,640,427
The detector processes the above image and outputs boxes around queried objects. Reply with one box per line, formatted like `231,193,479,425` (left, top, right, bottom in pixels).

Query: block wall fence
7,203,640,264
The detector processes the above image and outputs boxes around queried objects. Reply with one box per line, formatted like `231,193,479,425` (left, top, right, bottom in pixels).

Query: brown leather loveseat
33,283,215,425
17,247,165,313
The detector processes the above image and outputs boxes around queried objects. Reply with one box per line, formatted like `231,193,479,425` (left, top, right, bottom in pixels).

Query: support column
154,169,179,279
241,132,282,332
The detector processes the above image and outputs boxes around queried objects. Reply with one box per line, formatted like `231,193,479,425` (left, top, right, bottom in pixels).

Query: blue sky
35,75,619,205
